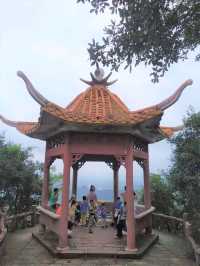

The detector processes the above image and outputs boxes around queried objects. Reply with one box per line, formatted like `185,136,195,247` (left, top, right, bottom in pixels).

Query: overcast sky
0,1,199,190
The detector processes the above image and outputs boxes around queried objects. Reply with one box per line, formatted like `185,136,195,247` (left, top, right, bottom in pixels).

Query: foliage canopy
78,0,200,82
168,111,200,213
0,134,42,214
168,110,200,241
149,173,173,214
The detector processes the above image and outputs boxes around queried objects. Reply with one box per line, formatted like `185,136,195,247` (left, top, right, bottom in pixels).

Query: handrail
136,206,155,219
0,227,7,242
152,212,200,265
153,212,184,223
7,211,34,221
37,206,60,220
0,210,7,256
184,220,200,265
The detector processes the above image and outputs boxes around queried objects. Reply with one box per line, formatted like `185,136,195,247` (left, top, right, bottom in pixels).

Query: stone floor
36,224,157,257
1,226,195,266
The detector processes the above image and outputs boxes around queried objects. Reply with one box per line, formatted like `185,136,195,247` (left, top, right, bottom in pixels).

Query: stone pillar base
56,246,69,253
125,247,138,252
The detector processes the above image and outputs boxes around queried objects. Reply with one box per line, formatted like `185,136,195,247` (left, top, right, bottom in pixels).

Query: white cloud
32,42,69,60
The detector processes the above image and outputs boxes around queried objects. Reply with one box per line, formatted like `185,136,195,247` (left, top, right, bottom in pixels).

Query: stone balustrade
153,212,200,266
6,207,39,232
0,210,7,257
152,212,184,234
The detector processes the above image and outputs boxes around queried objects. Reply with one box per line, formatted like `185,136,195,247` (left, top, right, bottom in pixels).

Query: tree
168,110,200,241
139,173,173,214
77,0,200,82
0,134,42,214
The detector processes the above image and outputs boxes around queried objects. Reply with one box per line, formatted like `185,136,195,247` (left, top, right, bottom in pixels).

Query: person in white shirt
120,186,138,215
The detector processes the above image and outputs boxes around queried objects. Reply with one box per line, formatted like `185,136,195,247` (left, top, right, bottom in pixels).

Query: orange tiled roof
159,126,182,138
42,85,162,125
16,122,39,135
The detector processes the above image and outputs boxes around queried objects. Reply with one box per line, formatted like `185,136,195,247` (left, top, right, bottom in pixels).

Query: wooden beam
133,149,148,159
47,145,65,158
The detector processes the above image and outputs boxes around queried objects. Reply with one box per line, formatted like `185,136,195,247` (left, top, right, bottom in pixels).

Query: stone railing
152,212,184,234
37,206,60,235
153,212,200,265
183,214,200,266
136,206,155,234
0,210,7,257
6,207,39,232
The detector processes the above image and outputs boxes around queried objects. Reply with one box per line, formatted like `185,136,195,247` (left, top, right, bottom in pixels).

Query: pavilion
0,66,193,256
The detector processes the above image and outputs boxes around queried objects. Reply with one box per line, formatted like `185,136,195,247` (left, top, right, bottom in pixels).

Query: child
75,204,81,225
116,202,127,238
56,204,73,238
88,199,96,233
69,199,77,224
80,196,89,226
100,202,107,228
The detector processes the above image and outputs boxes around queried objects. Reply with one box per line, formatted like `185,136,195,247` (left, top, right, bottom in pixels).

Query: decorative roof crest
80,63,118,86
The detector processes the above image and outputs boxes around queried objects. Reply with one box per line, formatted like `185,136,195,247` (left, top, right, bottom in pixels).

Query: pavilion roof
41,86,161,125
0,66,193,142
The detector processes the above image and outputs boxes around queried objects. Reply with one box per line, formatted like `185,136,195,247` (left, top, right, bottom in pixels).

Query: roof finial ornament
93,62,104,81
80,63,118,86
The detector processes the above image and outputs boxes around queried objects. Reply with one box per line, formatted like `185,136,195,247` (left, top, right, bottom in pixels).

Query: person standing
75,203,81,225
49,188,58,212
116,202,127,238
88,199,97,233
99,202,107,228
121,186,138,214
56,204,73,238
87,185,97,203
113,196,122,227
69,199,77,224
80,195,89,226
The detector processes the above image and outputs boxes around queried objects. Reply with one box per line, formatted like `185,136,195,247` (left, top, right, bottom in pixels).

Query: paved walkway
1,227,195,266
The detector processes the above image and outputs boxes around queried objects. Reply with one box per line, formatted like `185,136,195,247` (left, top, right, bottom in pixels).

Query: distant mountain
77,187,113,201
77,183,143,201
52,179,143,202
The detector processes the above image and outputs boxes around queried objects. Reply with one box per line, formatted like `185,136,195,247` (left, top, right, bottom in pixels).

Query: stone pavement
1,226,195,266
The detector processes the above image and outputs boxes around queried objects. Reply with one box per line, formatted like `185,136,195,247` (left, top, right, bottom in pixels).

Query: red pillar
143,157,151,209
125,147,136,250
42,145,49,208
113,166,119,202
58,142,71,250
72,166,78,199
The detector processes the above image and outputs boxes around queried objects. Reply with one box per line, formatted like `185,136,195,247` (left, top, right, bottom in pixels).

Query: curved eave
156,80,192,111
25,107,163,142
17,122,39,135
159,126,184,138
133,79,193,115
0,115,39,136
0,110,183,143
17,71,49,107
